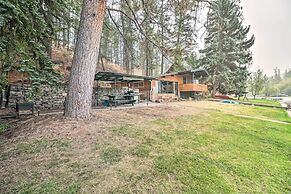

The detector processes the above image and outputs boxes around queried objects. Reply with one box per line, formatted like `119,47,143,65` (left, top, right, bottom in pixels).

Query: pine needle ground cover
0,102,290,193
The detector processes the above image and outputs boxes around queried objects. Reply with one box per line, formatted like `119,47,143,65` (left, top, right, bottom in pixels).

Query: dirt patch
0,102,208,193
1,103,205,140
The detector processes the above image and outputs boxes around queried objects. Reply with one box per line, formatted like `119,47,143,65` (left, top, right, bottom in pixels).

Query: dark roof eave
157,68,209,78
95,71,155,81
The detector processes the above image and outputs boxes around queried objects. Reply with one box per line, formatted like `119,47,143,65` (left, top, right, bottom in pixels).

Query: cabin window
183,75,193,84
138,82,144,87
158,81,174,94
183,76,187,84
133,82,139,88
133,81,144,88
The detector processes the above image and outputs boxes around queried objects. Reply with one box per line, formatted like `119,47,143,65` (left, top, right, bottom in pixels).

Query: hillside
8,49,143,84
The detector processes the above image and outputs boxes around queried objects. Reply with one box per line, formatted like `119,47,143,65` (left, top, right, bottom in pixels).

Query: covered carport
94,71,154,107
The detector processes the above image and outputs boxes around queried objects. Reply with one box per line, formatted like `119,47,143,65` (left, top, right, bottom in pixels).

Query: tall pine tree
200,0,255,97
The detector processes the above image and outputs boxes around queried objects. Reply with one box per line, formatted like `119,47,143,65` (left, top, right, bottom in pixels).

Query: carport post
146,80,149,106
96,80,99,106
114,78,117,107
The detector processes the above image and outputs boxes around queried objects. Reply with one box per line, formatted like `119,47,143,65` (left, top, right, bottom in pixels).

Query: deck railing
179,83,208,92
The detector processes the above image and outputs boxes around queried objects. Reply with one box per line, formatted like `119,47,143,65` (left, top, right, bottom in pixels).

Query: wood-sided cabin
151,68,209,101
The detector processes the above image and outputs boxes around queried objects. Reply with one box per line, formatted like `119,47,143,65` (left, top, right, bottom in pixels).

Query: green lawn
151,114,290,193
0,102,290,193
238,98,281,106
224,104,291,123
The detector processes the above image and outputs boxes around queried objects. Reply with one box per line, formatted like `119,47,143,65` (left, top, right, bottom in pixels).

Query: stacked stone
8,83,123,110
8,83,31,107
33,86,66,110
8,83,66,110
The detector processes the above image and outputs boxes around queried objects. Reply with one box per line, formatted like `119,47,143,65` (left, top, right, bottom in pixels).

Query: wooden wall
179,83,208,92
156,74,208,94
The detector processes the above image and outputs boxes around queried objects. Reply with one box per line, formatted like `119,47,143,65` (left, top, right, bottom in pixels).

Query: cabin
151,68,209,101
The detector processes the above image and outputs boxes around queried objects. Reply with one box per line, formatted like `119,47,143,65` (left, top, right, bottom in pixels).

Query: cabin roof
157,68,209,78
95,71,155,82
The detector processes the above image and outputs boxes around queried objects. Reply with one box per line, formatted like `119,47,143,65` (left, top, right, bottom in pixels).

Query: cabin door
175,82,179,97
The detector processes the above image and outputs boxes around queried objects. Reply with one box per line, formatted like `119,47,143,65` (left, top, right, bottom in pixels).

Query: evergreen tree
200,0,255,97
248,69,266,99
0,0,79,91
284,68,291,78
166,0,198,71
274,67,282,82
65,0,106,118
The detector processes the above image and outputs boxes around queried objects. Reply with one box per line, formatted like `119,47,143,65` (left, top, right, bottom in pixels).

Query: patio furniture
16,102,36,117
105,95,136,107
94,72,154,107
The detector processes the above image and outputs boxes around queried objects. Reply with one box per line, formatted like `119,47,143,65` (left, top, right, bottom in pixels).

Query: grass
0,123,12,135
238,98,281,106
130,144,150,158
204,100,291,123
236,105,291,123
148,113,290,193
0,138,70,161
12,180,80,194
0,102,290,193
100,146,122,164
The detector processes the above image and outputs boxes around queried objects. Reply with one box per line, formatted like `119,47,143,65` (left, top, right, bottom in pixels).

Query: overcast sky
240,0,291,75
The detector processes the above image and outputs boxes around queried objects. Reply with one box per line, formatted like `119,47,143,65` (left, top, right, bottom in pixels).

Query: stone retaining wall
8,83,123,110
8,83,66,110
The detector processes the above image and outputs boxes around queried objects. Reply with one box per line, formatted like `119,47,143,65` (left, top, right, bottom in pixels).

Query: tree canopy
200,0,255,97
0,0,258,118
0,0,81,91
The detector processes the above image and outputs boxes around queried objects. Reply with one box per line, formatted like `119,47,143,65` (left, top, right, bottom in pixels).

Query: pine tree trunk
57,19,61,48
44,0,53,58
63,23,67,48
73,26,78,48
128,23,134,74
160,0,164,74
1,89,6,109
121,5,130,74
67,19,70,50
212,83,217,98
145,40,149,76
212,73,218,98
65,0,106,119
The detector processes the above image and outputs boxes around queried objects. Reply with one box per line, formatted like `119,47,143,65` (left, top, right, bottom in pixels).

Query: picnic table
104,94,136,107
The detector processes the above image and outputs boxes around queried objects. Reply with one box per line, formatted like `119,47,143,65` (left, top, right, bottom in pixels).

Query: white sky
240,0,291,75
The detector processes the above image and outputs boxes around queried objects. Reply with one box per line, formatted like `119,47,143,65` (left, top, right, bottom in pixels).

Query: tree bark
44,0,53,58
65,0,106,119
120,2,130,74
63,24,66,48
160,0,164,74
212,83,217,98
211,72,218,98
67,19,70,50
